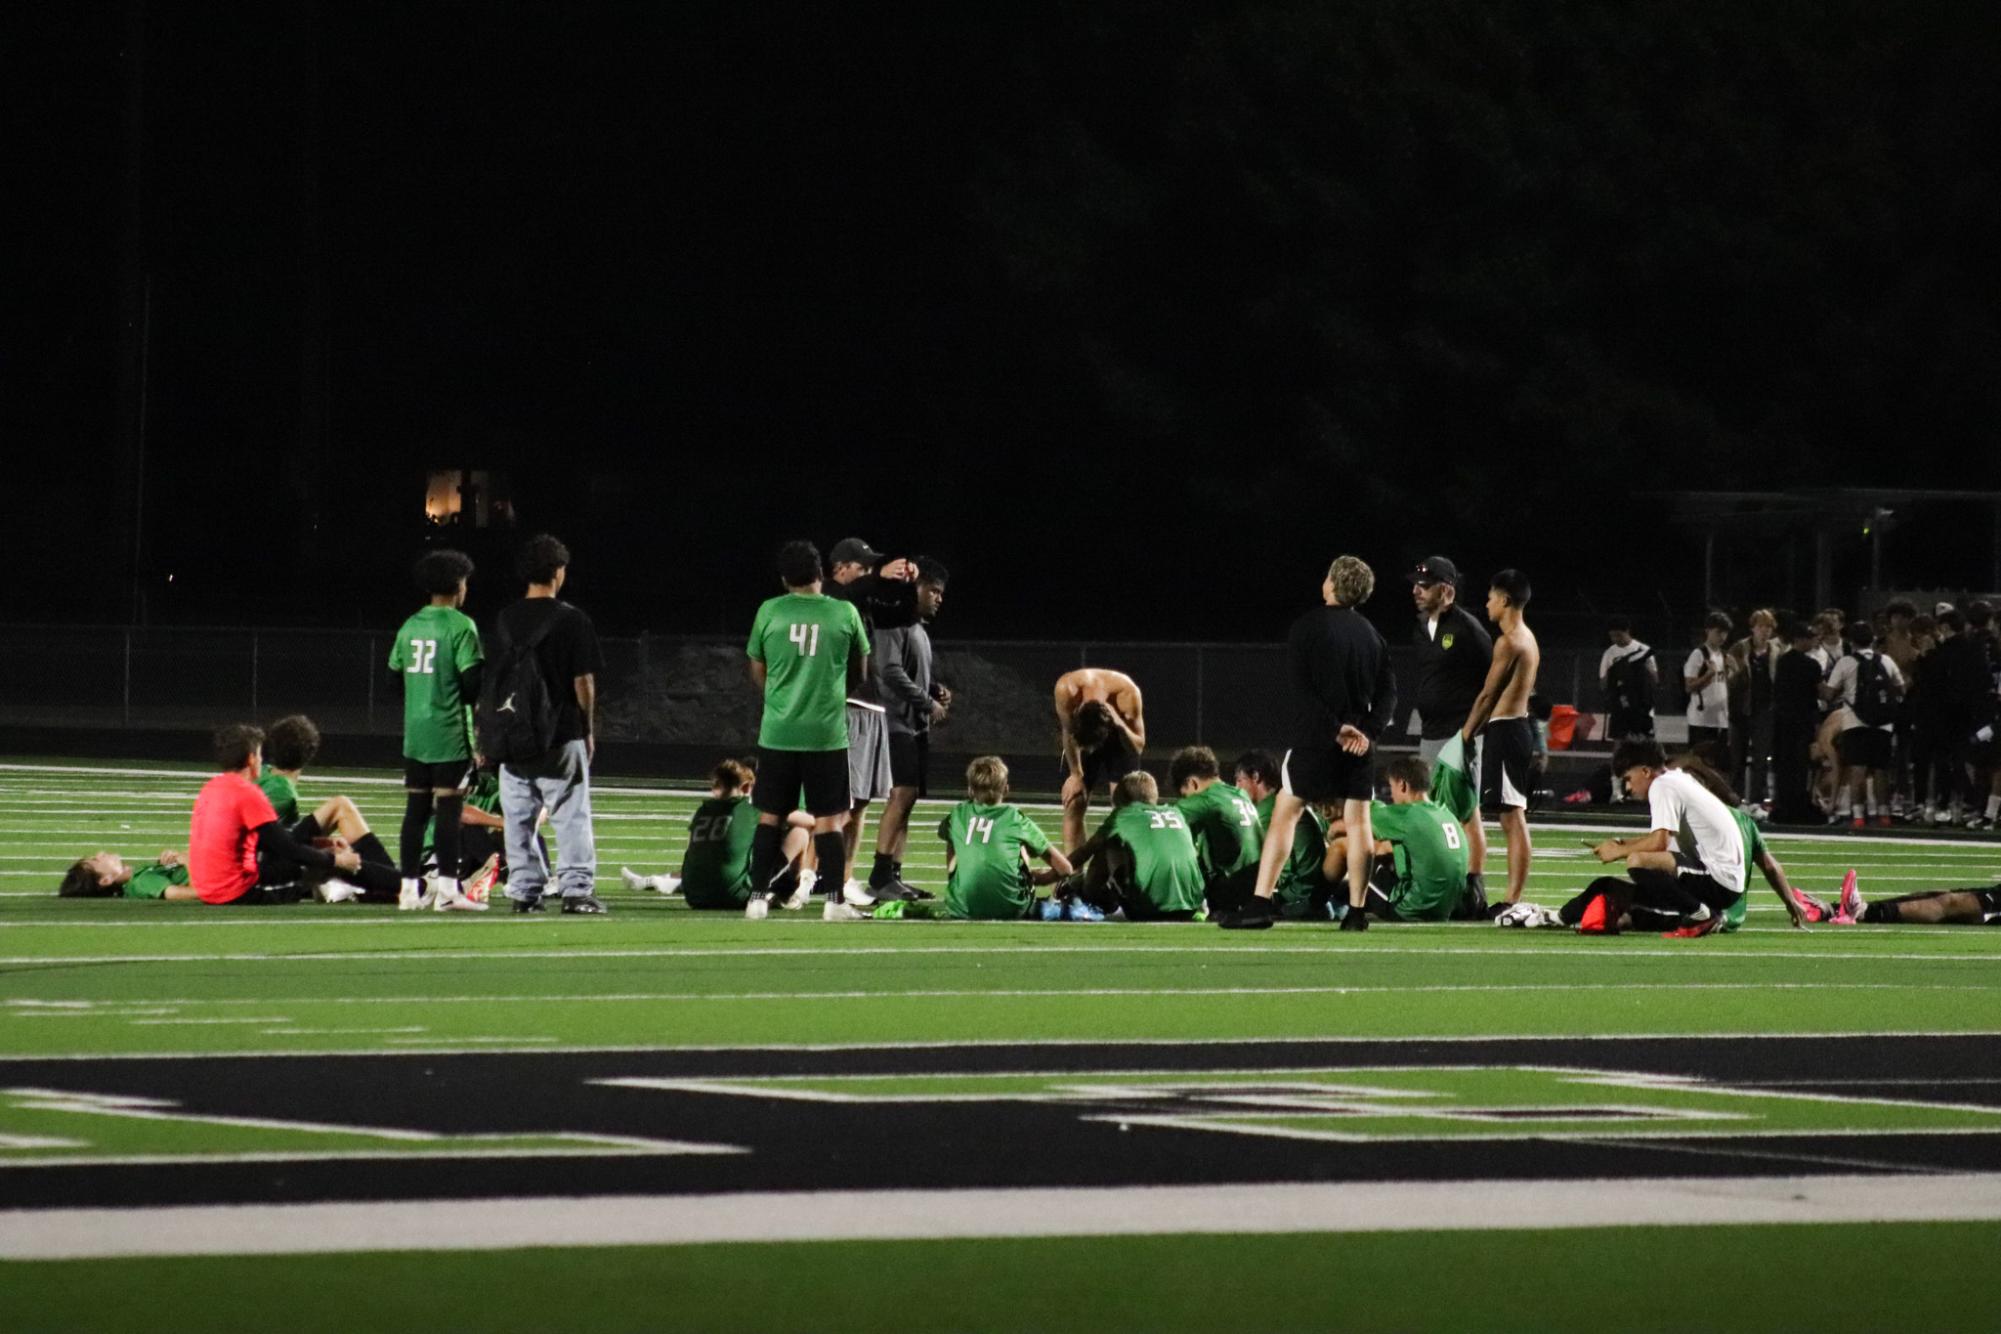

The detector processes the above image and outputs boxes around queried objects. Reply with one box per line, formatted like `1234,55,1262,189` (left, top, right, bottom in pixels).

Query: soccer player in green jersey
256,715,396,876
1170,746,1262,909
938,756,1071,920
1664,754,1811,931
1066,771,1205,921
1231,750,1335,920
388,549,484,910
745,541,874,921
627,758,810,910
58,849,199,900
1325,755,1470,922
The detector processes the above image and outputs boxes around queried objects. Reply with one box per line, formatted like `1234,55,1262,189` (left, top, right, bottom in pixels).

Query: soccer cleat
1662,913,1725,939
1037,899,1065,921
840,879,877,908
1835,869,1863,924
397,878,429,911
512,896,546,915
315,879,363,904
868,879,917,902
462,854,501,904
744,896,770,921
1791,890,1834,924
620,866,645,890
1850,816,1866,830
431,880,490,912
1339,907,1370,932
560,894,609,915
822,898,869,922
780,870,816,911
1065,898,1107,922
1216,896,1276,930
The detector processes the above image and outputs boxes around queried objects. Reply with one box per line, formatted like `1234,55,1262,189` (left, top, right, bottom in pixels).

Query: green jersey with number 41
940,801,1054,920
389,605,484,763
747,592,870,752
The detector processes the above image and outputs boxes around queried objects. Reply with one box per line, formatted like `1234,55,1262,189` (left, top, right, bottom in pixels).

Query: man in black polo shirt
1220,555,1396,931
1408,555,1492,897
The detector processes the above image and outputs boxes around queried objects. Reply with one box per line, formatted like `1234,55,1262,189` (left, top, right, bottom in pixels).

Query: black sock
434,796,464,886
353,832,393,868
749,823,783,897
815,831,849,895
1862,901,1897,924
399,791,434,878
869,852,895,889
892,859,904,880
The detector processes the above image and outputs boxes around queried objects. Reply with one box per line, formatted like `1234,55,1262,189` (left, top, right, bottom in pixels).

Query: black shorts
755,746,851,818
1280,745,1374,803
1360,858,1408,921
1607,707,1655,740
889,732,929,793
291,814,323,844
404,758,473,791
1973,886,2001,917
1480,718,1534,813
1073,730,1142,791
1837,727,1893,770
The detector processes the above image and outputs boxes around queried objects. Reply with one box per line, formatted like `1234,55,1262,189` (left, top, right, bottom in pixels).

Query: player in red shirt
189,724,389,905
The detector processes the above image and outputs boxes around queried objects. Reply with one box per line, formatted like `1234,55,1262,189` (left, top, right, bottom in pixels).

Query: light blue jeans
501,739,596,901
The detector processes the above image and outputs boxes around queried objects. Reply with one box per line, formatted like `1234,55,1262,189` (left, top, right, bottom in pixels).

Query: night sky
13,2,2001,640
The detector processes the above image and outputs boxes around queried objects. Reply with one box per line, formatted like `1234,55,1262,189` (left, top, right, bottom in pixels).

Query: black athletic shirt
1288,605,1397,748
1411,604,1493,740
495,598,605,746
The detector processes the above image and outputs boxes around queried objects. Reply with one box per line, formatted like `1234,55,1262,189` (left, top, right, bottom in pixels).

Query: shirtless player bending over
1054,668,1147,853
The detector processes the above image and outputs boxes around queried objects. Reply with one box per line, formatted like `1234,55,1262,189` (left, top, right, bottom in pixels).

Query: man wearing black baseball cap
1409,556,1493,900
825,538,921,903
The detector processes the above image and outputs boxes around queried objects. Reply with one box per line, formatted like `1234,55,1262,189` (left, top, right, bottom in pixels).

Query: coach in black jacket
1409,557,1494,763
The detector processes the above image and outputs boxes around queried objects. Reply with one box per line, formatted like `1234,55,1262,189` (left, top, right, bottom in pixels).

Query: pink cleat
1834,869,1863,924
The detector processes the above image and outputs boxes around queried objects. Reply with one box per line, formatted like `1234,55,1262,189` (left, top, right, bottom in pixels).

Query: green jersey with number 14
389,605,484,763
747,592,870,751
940,801,1053,920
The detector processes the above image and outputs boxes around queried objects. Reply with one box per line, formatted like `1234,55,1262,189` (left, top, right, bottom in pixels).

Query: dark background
11,1,2001,640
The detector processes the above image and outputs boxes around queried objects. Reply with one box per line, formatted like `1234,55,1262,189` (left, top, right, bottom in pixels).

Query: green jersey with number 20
389,605,484,763
747,592,870,751
679,796,759,909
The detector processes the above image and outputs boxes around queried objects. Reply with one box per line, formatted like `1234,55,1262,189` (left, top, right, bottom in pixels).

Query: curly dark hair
516,533,571,586
263,714,321,771
1168,746,1219,792
414,548,474,597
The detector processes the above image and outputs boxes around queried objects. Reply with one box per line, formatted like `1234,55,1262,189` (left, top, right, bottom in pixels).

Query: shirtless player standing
1460,569,1540,905
1054,667,1147,854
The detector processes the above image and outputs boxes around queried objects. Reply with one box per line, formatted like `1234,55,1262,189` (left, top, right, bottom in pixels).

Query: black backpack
1605,648,1653,712
1850,652,1900,728
475,612,563,764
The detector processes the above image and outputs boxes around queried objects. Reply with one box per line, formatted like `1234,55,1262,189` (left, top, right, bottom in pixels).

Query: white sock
1987,795,2001,820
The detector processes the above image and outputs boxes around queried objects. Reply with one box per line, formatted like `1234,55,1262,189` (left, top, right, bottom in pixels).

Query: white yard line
8,1174,2001,1258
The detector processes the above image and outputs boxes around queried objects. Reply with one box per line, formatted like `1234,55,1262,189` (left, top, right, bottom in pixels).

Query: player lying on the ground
934,756,1071,920
624,758,814,911
256,714,401,903
1808,872,2001,926
1205,749,1335,920
1567,738,1750,937
57,849,201,900
1322,755,1474,922
1170,746,1262,910
1053,667,1146,854
1060,771,1205,921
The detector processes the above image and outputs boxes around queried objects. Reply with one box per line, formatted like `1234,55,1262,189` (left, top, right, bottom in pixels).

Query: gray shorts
1418,733,1483,783
847,702,893,804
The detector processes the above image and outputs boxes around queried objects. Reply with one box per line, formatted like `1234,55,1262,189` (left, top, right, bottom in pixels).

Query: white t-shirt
1825,649,1903,732
1682,646,1729,728
1599,640,1652,683
1647,770,1746,894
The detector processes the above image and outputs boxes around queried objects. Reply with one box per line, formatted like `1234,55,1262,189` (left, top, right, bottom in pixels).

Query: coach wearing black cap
1410,557,1494,763
828,538,920,633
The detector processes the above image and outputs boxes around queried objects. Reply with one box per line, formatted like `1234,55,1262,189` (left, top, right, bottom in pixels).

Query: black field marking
4,1035,2001,1211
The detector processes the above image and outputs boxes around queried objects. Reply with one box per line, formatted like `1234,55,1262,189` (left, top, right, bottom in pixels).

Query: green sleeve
1017,813,1051,857
1369,802,1410,841
746,604,770,662
388,634,408,671
453,616,483,671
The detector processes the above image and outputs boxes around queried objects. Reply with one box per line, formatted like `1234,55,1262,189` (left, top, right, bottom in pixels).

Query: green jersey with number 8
940,801,1053,920
747,592,870,751
389,605,484,763
1367,797,1469,920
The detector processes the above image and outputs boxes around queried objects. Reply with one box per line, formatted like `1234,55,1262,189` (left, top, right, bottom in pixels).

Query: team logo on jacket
1441,633,1455,650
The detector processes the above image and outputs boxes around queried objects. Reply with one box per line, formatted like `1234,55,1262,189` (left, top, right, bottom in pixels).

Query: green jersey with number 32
940,801,1053,920
747,593,870,751
389,605,484,763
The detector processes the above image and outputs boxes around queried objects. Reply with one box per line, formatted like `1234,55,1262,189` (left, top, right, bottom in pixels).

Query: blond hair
966,756,1009,805
1113,770,1159,807
1748,608,1776,631
712,758,755,795
1326,555,1375,606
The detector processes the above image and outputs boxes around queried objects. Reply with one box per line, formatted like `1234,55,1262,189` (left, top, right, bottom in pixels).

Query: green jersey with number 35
389,605,484,763
1097,802,1205,914
940,801,1053,920
747,592,870,751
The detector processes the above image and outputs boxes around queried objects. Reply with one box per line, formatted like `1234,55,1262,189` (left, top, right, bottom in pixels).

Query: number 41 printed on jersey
788,623,821,656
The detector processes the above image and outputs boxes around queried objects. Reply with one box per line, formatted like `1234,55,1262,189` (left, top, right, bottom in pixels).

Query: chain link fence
0,625,1643,761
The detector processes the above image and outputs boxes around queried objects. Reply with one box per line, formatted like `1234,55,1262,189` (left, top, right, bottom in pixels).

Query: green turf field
5,760,2001,1332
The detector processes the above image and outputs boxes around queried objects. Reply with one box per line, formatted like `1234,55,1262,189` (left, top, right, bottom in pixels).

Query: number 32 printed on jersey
405,639,438,674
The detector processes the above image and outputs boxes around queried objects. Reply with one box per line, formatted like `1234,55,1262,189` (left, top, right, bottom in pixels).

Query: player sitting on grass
1570,739,1748,937
937,756,1071,920
1662,752,1813,930
625,759,814,911
256,714,401,903
1323,755,1471,922
1061,771,1205,921
57,849,200,900
187,723,382,906
1170,746,1261,911
1216,749,1336,919
1811,870,2001,926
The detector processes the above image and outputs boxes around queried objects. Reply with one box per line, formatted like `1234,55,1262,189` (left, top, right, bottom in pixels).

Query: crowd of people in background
1599,598,2001,831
